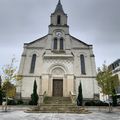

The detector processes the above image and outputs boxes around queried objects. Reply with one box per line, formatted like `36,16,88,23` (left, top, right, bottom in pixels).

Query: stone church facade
17,0,99,102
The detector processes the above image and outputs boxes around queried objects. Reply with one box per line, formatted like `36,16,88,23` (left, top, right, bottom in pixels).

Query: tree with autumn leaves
96,63,119,108
1,58,22,110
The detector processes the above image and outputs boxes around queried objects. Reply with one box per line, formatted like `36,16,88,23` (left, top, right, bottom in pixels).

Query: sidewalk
0,105,34,111
0,107,120,120
85,106,120,112
0,105,120,112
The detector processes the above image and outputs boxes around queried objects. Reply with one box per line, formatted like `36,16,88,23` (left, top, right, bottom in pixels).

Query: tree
96,63,119,111
2,58,16,83
1,58,22,110
111,74,119,106
0,76,3,105
112,88,117,106
30,80,39,105
2,58,17,98
0,89,3,105
77,81,83,106
2,81,16,98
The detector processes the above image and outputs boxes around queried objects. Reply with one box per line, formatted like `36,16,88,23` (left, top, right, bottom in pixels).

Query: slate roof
53,0,65,14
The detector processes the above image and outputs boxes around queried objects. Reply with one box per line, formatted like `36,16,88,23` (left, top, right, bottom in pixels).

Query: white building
109,59,120,94
17,0,99,102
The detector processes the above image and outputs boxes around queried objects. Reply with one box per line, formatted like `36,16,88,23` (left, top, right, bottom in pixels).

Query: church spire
54,0,65,14
58,0,60,4
49,0,68,31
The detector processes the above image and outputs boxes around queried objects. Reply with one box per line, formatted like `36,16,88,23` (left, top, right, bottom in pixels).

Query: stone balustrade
69,91,76,104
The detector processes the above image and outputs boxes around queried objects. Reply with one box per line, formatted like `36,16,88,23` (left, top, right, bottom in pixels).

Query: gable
24,35,48,48
70,35,92,49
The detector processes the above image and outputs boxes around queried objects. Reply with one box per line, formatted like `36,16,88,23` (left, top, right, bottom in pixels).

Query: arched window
57,15,61,24
60,38,64,50
80,54,86,75
53,38,57,50
30,54,36,73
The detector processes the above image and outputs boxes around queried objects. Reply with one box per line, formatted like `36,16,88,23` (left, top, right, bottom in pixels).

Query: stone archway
48,63,67,75
46,64,74,97
51,67,65,97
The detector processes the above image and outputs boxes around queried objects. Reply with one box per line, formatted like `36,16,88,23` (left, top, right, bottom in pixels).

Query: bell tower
49,0,69,34
46,0,71,53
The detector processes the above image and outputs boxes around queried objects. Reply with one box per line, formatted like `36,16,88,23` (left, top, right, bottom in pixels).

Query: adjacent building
109,59,120,94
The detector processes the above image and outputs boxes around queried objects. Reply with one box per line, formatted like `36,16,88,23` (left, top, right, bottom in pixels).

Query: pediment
70,35,92,49
24,35,48,48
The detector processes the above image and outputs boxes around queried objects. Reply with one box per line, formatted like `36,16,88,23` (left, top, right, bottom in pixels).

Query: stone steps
26,97,90,113
29,104,89,113
44,97,72,104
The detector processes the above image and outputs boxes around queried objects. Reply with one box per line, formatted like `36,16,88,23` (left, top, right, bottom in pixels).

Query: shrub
0,89,3,105
85,101,95,106
7,99,16,105
85,100,109,106
17,100,24,105
29,100,34,105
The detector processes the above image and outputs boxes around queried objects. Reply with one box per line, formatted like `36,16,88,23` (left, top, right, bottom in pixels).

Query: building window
30,54,36,73
60,38,64,50
80,54,86,75
53,38,57,50
57,15,61,24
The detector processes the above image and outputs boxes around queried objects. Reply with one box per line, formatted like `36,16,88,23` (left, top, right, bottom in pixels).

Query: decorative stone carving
52,68,64,75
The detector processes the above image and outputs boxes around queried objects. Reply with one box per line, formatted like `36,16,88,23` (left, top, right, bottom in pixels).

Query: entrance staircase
27,97,90,113
44,96,72,104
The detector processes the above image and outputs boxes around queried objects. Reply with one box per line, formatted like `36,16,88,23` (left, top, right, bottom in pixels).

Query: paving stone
0,110,120,120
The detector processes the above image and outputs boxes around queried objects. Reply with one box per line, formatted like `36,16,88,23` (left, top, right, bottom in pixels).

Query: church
17,0,99,103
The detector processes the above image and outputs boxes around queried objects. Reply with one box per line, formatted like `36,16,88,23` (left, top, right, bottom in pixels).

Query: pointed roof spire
54,0,65,14
58,0,61,4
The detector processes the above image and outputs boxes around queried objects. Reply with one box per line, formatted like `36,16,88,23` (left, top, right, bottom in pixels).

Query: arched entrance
42,64,74,97
51,67,65,97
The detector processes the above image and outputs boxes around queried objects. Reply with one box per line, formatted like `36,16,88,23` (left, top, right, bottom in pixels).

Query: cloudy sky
0,0,120,73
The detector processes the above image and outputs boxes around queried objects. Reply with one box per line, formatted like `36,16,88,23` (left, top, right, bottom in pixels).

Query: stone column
64,74,67,97
67,75,74,96
41,74,49,95
39,76,42,95
48,74,52,96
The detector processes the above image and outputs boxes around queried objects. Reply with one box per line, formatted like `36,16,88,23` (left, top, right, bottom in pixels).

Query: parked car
85,100,109,106
103,99,112,105
2,98,16,105
117,99,120,105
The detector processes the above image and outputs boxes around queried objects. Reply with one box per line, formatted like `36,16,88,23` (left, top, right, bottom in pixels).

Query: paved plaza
0,107,120,120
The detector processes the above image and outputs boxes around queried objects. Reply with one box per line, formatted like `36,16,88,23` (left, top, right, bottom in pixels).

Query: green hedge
85,100,111,106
